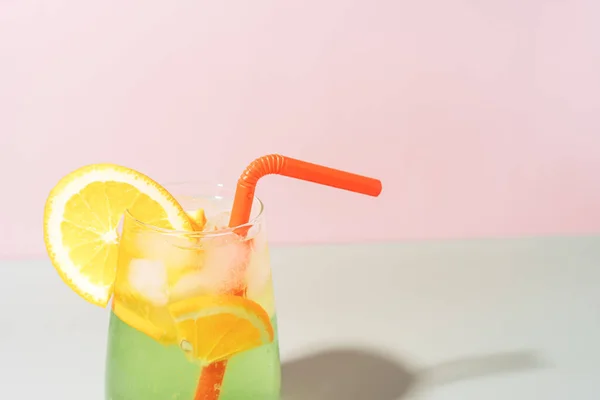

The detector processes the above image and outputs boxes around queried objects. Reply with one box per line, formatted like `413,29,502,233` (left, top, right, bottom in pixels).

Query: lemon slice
169,295,274,364
43,163,194,307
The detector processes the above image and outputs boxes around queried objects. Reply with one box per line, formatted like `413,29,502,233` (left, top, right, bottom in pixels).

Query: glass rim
124,181,265,238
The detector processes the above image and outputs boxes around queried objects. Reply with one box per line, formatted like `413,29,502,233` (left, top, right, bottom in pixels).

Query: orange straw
229,153,382,227
195,153,382,400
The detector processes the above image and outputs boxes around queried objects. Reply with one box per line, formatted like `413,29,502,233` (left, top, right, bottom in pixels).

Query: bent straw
229,154,382,228
195,154,382,400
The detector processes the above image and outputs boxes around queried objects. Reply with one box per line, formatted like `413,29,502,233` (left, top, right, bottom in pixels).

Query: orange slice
186,208,207,231
43,164,194,307
112,297,166,341
169,295,274,363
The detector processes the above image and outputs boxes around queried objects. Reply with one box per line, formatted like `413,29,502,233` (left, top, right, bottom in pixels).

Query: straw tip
373,181,383,196
363,178,382,197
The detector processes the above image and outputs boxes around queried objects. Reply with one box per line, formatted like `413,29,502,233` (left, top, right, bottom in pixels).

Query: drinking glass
105,183,281,400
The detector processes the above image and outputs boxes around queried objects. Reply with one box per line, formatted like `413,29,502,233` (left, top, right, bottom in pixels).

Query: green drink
42,156,381,400
106,312,281,399
105,184,281,399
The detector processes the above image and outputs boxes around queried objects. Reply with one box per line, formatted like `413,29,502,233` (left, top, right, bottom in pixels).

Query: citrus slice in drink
169,295,274,364
111,295,168,341
43,163,194,307
186,208,207,231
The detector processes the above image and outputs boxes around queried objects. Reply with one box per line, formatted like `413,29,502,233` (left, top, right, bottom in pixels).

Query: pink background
1,1,599,259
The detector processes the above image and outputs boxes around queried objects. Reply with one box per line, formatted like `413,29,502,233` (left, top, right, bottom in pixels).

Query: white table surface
1,236,599,399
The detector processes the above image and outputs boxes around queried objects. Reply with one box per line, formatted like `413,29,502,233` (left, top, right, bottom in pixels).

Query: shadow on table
281,347,547,400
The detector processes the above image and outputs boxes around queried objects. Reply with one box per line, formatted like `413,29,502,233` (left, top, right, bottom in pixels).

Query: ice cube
203,211,231,231
199,236,251,293
170,270,214,301
128,258,168,306
133,231,200,271
170,237,251,300
245,232,271,295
